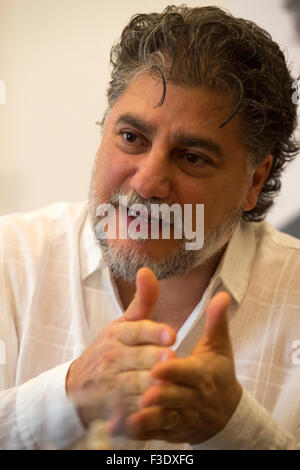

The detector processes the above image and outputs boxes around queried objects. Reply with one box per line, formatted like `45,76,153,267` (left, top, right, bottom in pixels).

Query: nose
129,146,172,200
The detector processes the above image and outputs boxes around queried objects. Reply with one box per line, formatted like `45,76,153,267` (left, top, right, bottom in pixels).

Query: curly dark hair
105,4,299,222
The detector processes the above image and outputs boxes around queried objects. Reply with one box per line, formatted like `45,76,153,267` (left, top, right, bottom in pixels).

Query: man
0,5,300,450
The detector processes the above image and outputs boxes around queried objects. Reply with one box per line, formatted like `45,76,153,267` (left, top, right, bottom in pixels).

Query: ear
244,154,273,212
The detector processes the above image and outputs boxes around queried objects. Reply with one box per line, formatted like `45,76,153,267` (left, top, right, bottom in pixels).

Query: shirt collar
214,219,257,304
80,210,257,305
80,211,103,281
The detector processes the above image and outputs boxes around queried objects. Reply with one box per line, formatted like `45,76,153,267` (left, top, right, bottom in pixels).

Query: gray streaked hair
100,4,299,222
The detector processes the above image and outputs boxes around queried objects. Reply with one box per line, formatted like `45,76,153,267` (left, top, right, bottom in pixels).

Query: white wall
0,0,299,228
227,0,300,228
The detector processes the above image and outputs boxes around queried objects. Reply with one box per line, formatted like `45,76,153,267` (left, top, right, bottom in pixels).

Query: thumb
122,267,159,321
193,291,232,357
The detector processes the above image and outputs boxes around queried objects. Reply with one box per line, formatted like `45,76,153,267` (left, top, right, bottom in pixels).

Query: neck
115,247,226,331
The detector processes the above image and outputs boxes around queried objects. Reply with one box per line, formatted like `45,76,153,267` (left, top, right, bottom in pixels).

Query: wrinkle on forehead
114,74,240,130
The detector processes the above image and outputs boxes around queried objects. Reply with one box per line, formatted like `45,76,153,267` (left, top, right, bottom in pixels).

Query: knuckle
135,346,146,369
138,319,152,329
119,322,142,345
122,395,141,416
121,370,133,388
118,319,167,346
96,322,119,341
100,350,114,367
119,370,151,397
137,320,159,342
100,345,120,369
131,322,142,344
150,386,163,404
129,320,151,345
106,323,121,339
136,345,160,369
121,370,136,389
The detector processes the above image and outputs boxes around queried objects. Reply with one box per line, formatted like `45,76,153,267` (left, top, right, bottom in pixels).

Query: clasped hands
66,267,242,445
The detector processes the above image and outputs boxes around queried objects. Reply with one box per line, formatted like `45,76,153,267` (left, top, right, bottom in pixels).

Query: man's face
90,72,253,281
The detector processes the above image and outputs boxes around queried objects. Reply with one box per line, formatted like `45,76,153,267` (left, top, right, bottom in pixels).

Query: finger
69,386,120,422
116,394,142,416
193,291,232,357
122,267,159,322
114,319,176,346
141,382,197,409
151,356,203,387
69,371,153,425
119,370,154,396
117,345,176,371
125,406,181,436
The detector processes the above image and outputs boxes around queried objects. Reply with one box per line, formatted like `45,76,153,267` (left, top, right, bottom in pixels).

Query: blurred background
0,0,299,235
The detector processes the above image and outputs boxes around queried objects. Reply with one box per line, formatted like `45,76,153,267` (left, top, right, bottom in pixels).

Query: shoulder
0,201,88,261
247,220,300,293
252,220,300,257
0,201,88,232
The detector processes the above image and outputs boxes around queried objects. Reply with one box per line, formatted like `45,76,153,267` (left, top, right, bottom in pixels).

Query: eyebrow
115,113,224,159
116,113,155,136
172,131,224,159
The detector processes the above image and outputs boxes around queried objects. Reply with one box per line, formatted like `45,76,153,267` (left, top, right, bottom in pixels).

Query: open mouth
126,205,175,225
127,207,158,224
106,199,183,242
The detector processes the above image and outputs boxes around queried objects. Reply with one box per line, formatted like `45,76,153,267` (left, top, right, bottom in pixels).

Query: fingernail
162,410,180,430
160,330,171,345
153,378,162,384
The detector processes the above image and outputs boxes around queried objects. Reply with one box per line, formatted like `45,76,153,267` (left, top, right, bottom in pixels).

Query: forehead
107,72,242,138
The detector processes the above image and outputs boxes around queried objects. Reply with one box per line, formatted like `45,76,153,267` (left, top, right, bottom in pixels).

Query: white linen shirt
0,201,300,450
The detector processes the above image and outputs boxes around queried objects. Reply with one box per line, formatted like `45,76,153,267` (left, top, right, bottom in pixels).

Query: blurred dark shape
281,215,300,238
281,0,300,239
285,0,300,39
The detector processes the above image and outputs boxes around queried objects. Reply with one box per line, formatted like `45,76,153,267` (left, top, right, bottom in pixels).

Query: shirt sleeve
193,387,300,450
0,361,85,450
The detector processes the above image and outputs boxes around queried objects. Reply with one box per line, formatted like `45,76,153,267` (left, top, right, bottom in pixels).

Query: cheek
93,144,134,200
180,176,246,221
93,156,107,201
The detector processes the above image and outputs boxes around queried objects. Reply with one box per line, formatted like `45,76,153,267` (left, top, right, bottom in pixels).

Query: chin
107,236,182,260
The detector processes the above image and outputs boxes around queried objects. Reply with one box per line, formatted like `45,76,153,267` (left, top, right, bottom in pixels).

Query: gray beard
88,187,243,282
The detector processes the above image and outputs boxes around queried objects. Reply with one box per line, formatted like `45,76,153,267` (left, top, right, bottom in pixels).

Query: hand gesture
124,291,242,444
66,267,176,427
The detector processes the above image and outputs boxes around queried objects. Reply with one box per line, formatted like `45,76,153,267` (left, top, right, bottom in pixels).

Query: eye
122,131,140,144
120,130,147,148
183,153,208,165
175,151,212,176
118,129,148,154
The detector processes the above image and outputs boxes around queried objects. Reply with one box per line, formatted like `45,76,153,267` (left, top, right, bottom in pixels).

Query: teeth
127,207,139,217
127,207,162,221
125,206,178,226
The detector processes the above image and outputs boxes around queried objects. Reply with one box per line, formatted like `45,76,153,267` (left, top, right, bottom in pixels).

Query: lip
127,207,161,223
118,204,170,237
127,210,153,236
115,203,182,244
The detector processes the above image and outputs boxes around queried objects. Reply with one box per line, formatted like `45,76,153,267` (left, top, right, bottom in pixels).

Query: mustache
108,189,161,211
107,189,178,225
